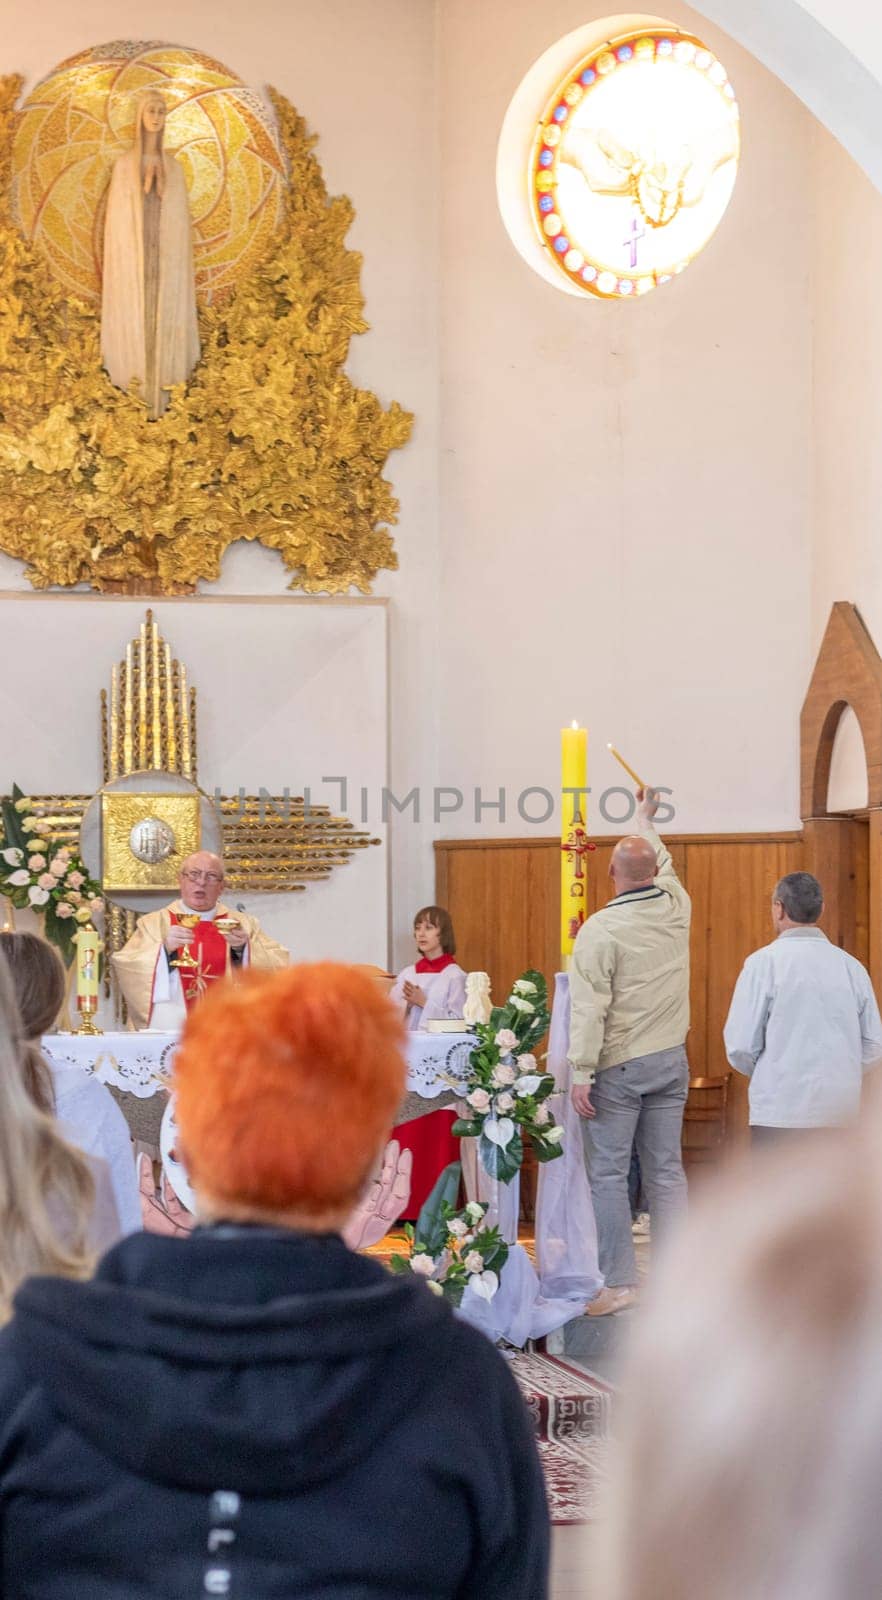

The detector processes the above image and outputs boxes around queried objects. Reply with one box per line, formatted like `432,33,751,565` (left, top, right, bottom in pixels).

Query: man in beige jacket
569,788,690,1315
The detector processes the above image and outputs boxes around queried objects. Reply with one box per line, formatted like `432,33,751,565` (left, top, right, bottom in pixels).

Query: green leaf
531,1134,565,1163
480,1237,510,1274
478,1129,523,1185
388,1253,409,1275
441,1281,466,1308
0,794,25,854
414,1160,463,1256
451,1118,480,1138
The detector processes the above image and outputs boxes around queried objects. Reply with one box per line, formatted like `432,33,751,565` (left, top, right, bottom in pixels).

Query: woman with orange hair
0,962,549,1598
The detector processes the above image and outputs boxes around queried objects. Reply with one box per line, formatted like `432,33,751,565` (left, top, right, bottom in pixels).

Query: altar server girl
389,906,466,1030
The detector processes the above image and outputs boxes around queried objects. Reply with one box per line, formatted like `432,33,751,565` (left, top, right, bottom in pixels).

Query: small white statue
463,970,492,1026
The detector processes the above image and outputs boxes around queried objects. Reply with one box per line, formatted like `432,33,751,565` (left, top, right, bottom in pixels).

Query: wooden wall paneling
854,819,870,970
870,811,882,1000
436,833,805,1144
682,844,710,1086
803,817,865,957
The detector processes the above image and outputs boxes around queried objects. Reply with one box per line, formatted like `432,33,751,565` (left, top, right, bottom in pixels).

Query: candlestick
607,743,648,791
561,722,589,969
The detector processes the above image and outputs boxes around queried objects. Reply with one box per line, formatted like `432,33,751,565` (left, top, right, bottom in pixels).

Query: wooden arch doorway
800,602,882,994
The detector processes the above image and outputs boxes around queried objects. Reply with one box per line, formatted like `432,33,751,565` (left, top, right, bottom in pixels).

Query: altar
42,1028,476,1103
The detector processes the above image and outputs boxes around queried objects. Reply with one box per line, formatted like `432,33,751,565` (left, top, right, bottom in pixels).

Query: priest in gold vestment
112,851,289,1029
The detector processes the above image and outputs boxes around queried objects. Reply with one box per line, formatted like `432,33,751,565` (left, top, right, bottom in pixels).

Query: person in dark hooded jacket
0,961,549,1599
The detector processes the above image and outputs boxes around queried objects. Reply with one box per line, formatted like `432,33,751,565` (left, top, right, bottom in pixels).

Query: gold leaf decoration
0,72,412,593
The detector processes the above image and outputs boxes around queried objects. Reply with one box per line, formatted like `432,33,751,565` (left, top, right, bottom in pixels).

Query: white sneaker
632,1213,651,1237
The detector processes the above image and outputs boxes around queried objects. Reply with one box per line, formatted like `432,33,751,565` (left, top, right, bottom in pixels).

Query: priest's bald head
609,834,659,896
179,851,225,913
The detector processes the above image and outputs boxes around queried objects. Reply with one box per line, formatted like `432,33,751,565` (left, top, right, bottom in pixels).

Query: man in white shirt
724,872,882,1141
569,788,691,1315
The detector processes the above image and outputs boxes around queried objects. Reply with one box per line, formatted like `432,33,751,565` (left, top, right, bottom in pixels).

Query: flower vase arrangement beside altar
390,1179,509,1309
0,785,104,969
451,972,563,1183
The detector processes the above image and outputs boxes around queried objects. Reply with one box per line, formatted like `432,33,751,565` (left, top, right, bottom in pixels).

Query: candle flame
571,720,579,730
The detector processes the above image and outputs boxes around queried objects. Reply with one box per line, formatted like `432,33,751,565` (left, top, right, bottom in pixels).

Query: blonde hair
598,1116,882,1600
0,930,65,1112
0,950,95,1321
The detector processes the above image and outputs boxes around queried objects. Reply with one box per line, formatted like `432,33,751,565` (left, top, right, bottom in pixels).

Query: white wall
437,0,814,836
811,121,882,813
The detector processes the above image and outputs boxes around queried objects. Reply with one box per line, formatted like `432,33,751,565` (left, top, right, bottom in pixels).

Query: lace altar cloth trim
42,1030,475,1101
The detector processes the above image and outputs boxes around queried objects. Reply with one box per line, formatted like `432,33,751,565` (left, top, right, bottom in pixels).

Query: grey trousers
582,1044,689,1288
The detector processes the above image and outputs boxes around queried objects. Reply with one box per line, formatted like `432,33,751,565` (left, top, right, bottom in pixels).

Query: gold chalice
171,913,201,969
215,916,238,936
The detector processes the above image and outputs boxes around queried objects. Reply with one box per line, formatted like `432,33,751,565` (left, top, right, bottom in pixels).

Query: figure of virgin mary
100,91,200,419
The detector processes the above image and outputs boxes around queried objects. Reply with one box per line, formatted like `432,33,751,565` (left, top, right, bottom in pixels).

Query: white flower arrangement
0,784,104,966
451,970,564,1184
390,1198,508,1307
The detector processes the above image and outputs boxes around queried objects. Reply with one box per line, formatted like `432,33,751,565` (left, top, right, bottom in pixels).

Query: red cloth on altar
169,913,229,1009
391,1108,460,1219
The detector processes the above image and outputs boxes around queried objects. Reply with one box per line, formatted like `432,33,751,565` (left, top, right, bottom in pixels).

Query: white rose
495,1029,518,1053
467,1088,491,1113
38,872,58,890
464,1250,485,1275
533,1103,550,1126
465,1201,485,1223
491,1062,516,1087
516,1053,537,1072
28,886,49,906
7,869,29,886
49,857,68,877
28,854,47,872
13,797,33,814
545,1125,564,1145
1,848,23,866
55,903,74,920
447,1218,469,1239
67,870,85,889
496,1091,515,1112
21,818,38,833
35,820,52,837
513,979,538,996
74,906,92,923
509,995,535,1014
89,897,104,915
410,1253,436,1277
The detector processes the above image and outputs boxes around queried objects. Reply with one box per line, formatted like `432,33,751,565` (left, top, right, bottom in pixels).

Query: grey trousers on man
581,1044,689,1288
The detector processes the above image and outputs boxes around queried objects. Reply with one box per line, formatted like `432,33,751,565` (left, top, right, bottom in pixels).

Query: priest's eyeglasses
181,869,223,884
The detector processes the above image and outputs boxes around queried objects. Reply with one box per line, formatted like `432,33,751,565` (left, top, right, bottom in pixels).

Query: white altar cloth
42,1029,476,1100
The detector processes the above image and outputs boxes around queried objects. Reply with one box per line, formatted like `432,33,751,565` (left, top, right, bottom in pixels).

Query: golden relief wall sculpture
0,44,412,593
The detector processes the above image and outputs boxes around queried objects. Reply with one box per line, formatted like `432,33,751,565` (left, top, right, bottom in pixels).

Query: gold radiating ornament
0,73,412,593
